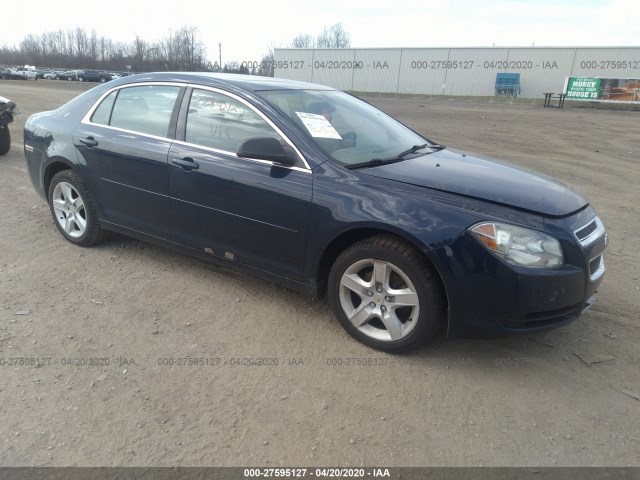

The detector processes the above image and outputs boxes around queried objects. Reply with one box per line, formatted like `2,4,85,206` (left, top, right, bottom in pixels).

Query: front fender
305,161,484,285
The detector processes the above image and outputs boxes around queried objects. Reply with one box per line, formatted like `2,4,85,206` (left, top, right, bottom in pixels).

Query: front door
169,87,313,281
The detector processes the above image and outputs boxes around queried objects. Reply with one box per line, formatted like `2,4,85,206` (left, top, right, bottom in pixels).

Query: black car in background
22,73,607,352
0,95,16,155
76,70,113,83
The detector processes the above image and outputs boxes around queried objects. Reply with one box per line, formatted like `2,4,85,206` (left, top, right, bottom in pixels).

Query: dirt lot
0,80,639,468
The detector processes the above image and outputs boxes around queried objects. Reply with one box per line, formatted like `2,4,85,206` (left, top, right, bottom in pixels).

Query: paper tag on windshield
295,112,342,139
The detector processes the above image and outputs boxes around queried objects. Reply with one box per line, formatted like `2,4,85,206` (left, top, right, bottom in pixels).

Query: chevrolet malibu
23,73,607,352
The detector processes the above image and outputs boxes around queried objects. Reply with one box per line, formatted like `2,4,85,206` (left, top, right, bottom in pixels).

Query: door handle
172,157,199,170
79,136,98,147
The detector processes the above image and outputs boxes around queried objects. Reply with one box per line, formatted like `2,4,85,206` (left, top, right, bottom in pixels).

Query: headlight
469,222,564,268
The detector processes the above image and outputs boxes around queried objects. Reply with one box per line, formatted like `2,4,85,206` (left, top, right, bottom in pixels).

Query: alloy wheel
338,258,420,342
51,181,87,239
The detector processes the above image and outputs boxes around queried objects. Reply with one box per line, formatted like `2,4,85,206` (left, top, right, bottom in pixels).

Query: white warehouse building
273,47,640,99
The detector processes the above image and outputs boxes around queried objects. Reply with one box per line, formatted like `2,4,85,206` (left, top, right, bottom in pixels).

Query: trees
1,23,352,76
291,34,315,49
3,26,207,72
289,23,350,49
316,23,350,48
258,48,275,77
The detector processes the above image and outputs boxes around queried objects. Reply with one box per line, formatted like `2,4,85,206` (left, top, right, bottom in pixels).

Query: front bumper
432,211,607,337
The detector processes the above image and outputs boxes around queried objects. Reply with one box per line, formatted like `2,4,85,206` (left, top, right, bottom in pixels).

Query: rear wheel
328,235,445,352
48,170,106,246
0,126,10,156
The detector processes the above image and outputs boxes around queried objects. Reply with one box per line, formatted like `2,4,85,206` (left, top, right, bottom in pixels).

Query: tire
328,235,445,353
0,126,10,155
48,170,106,246
78,76,84,82
100,77,106,83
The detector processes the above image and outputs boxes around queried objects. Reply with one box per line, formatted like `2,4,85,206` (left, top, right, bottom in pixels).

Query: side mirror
237,137,296,167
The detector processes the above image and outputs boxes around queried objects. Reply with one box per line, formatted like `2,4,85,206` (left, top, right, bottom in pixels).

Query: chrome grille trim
574,217,605,247
589,254,605,282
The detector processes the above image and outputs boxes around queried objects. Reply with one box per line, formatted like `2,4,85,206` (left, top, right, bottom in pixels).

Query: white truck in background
0,65,37,80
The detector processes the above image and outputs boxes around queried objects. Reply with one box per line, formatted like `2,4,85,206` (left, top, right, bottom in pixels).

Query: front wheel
328,235,445,352
0,126,10,155
48,170,106,246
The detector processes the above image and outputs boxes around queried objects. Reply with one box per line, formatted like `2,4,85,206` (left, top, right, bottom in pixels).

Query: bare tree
132,35,147,71
223,60,240,73
288,23,350,52
179,26,206,70
89,30,98,67
290,34,315,48
5,25,209,72
257,48,274,77
66,29,75,58
19,35,41,62
316,23,350,48
75,27,88,62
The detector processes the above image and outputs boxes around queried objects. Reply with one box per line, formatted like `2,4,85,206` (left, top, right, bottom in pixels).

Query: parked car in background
58,70,78,81
23,73,607,352
76,70,113,83
43,71,63,80
0,95,17,155
0,65,37,80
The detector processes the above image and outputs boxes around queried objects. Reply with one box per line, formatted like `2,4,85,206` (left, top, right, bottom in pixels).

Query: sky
1,0,637,64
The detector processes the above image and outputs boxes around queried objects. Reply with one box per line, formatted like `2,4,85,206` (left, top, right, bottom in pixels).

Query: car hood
358,149,587,217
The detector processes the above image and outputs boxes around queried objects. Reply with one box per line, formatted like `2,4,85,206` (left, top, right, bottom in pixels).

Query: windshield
257,89,438,168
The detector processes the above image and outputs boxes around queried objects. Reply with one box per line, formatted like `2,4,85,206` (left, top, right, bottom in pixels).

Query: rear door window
91,85,181,138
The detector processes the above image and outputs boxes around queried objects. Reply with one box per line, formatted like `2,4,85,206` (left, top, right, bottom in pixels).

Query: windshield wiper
345,157,405,170
397,143,430,158
345,143,446,170
397,143,444,157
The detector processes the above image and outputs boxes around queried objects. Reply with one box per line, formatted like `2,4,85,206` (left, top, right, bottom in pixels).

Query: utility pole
219,43,222,72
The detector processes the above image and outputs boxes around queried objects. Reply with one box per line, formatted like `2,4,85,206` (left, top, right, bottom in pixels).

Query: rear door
73,83,184,240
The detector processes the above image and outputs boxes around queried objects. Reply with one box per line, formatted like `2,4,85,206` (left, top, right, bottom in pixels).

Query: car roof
115,72,336,92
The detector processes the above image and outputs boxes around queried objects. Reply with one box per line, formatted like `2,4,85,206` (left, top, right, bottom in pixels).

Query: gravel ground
0,79,639,467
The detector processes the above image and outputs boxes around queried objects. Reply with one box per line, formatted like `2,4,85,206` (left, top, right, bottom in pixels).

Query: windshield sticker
295,112,342,139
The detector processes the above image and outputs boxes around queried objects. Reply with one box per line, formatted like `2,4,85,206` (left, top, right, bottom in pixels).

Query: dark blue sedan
23,73,607,352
